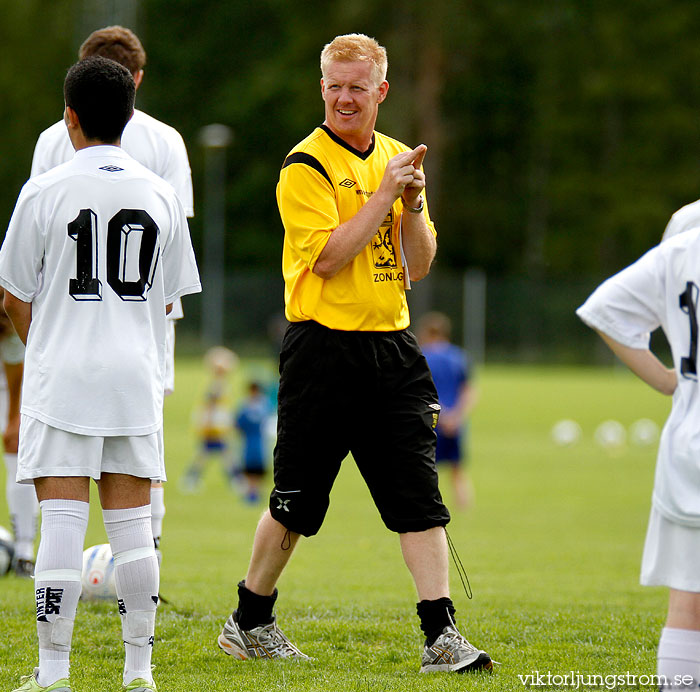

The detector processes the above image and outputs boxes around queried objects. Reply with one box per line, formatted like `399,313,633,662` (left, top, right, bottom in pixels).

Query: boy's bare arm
3,292,31,345
596,329,677,396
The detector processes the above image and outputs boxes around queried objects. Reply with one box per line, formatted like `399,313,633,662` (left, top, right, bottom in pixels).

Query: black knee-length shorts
270,320,451,536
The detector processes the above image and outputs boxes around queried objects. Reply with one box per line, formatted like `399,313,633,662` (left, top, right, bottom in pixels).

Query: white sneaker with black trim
217,612,309,660
420,624,492,673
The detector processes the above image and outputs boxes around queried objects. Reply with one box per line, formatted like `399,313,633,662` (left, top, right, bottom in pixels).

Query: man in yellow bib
218,33,492,674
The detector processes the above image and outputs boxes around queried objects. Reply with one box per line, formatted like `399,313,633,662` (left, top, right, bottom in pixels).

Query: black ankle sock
236,579,278,630
416,597,456,647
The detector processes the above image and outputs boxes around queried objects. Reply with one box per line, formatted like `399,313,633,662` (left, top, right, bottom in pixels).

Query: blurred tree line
3,0,700,285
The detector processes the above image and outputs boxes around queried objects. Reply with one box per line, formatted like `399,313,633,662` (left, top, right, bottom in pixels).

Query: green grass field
0,360,673,691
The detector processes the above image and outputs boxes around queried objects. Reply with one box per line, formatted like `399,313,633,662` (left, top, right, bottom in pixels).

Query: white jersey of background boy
0,146,200,458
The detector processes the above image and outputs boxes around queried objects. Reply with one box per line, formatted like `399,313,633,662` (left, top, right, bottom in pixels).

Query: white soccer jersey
0,145,201,436
662,198,700,242
577,229,700,527
31,109,194,217
32,108,192,387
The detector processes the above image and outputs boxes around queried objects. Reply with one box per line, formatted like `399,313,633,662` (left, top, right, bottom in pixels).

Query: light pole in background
199,124,233,346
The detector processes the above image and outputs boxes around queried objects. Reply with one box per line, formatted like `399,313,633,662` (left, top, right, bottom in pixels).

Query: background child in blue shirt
418,312,477,510
236,381,270,503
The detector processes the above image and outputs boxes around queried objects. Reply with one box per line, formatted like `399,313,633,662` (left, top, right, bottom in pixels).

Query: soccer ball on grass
550,419,582,447
81,543,116,601
594,419,627,451
0,526,15,575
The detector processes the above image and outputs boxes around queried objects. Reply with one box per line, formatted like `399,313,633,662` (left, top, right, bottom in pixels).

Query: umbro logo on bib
339,178,356,188
99,165,124,172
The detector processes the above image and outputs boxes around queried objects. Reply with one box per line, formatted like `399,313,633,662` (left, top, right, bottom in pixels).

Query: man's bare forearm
400,210,436,281
313,189,396,279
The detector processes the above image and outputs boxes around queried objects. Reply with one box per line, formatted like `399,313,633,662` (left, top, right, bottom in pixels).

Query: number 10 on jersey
68,208,160,302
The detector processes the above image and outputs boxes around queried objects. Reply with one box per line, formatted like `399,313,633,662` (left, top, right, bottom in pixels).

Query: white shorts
17,415,166,485
641,506,700,592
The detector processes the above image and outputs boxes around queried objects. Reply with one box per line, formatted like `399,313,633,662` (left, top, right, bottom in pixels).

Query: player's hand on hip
379,144,428,203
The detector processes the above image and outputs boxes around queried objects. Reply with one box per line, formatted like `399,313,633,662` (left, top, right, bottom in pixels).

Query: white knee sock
149,486,165,549
5,453,39,561
103,505,159,686
658,627,700,689
35,499,89,686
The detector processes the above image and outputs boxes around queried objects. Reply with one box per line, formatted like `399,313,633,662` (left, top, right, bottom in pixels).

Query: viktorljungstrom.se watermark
518,670,695,689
